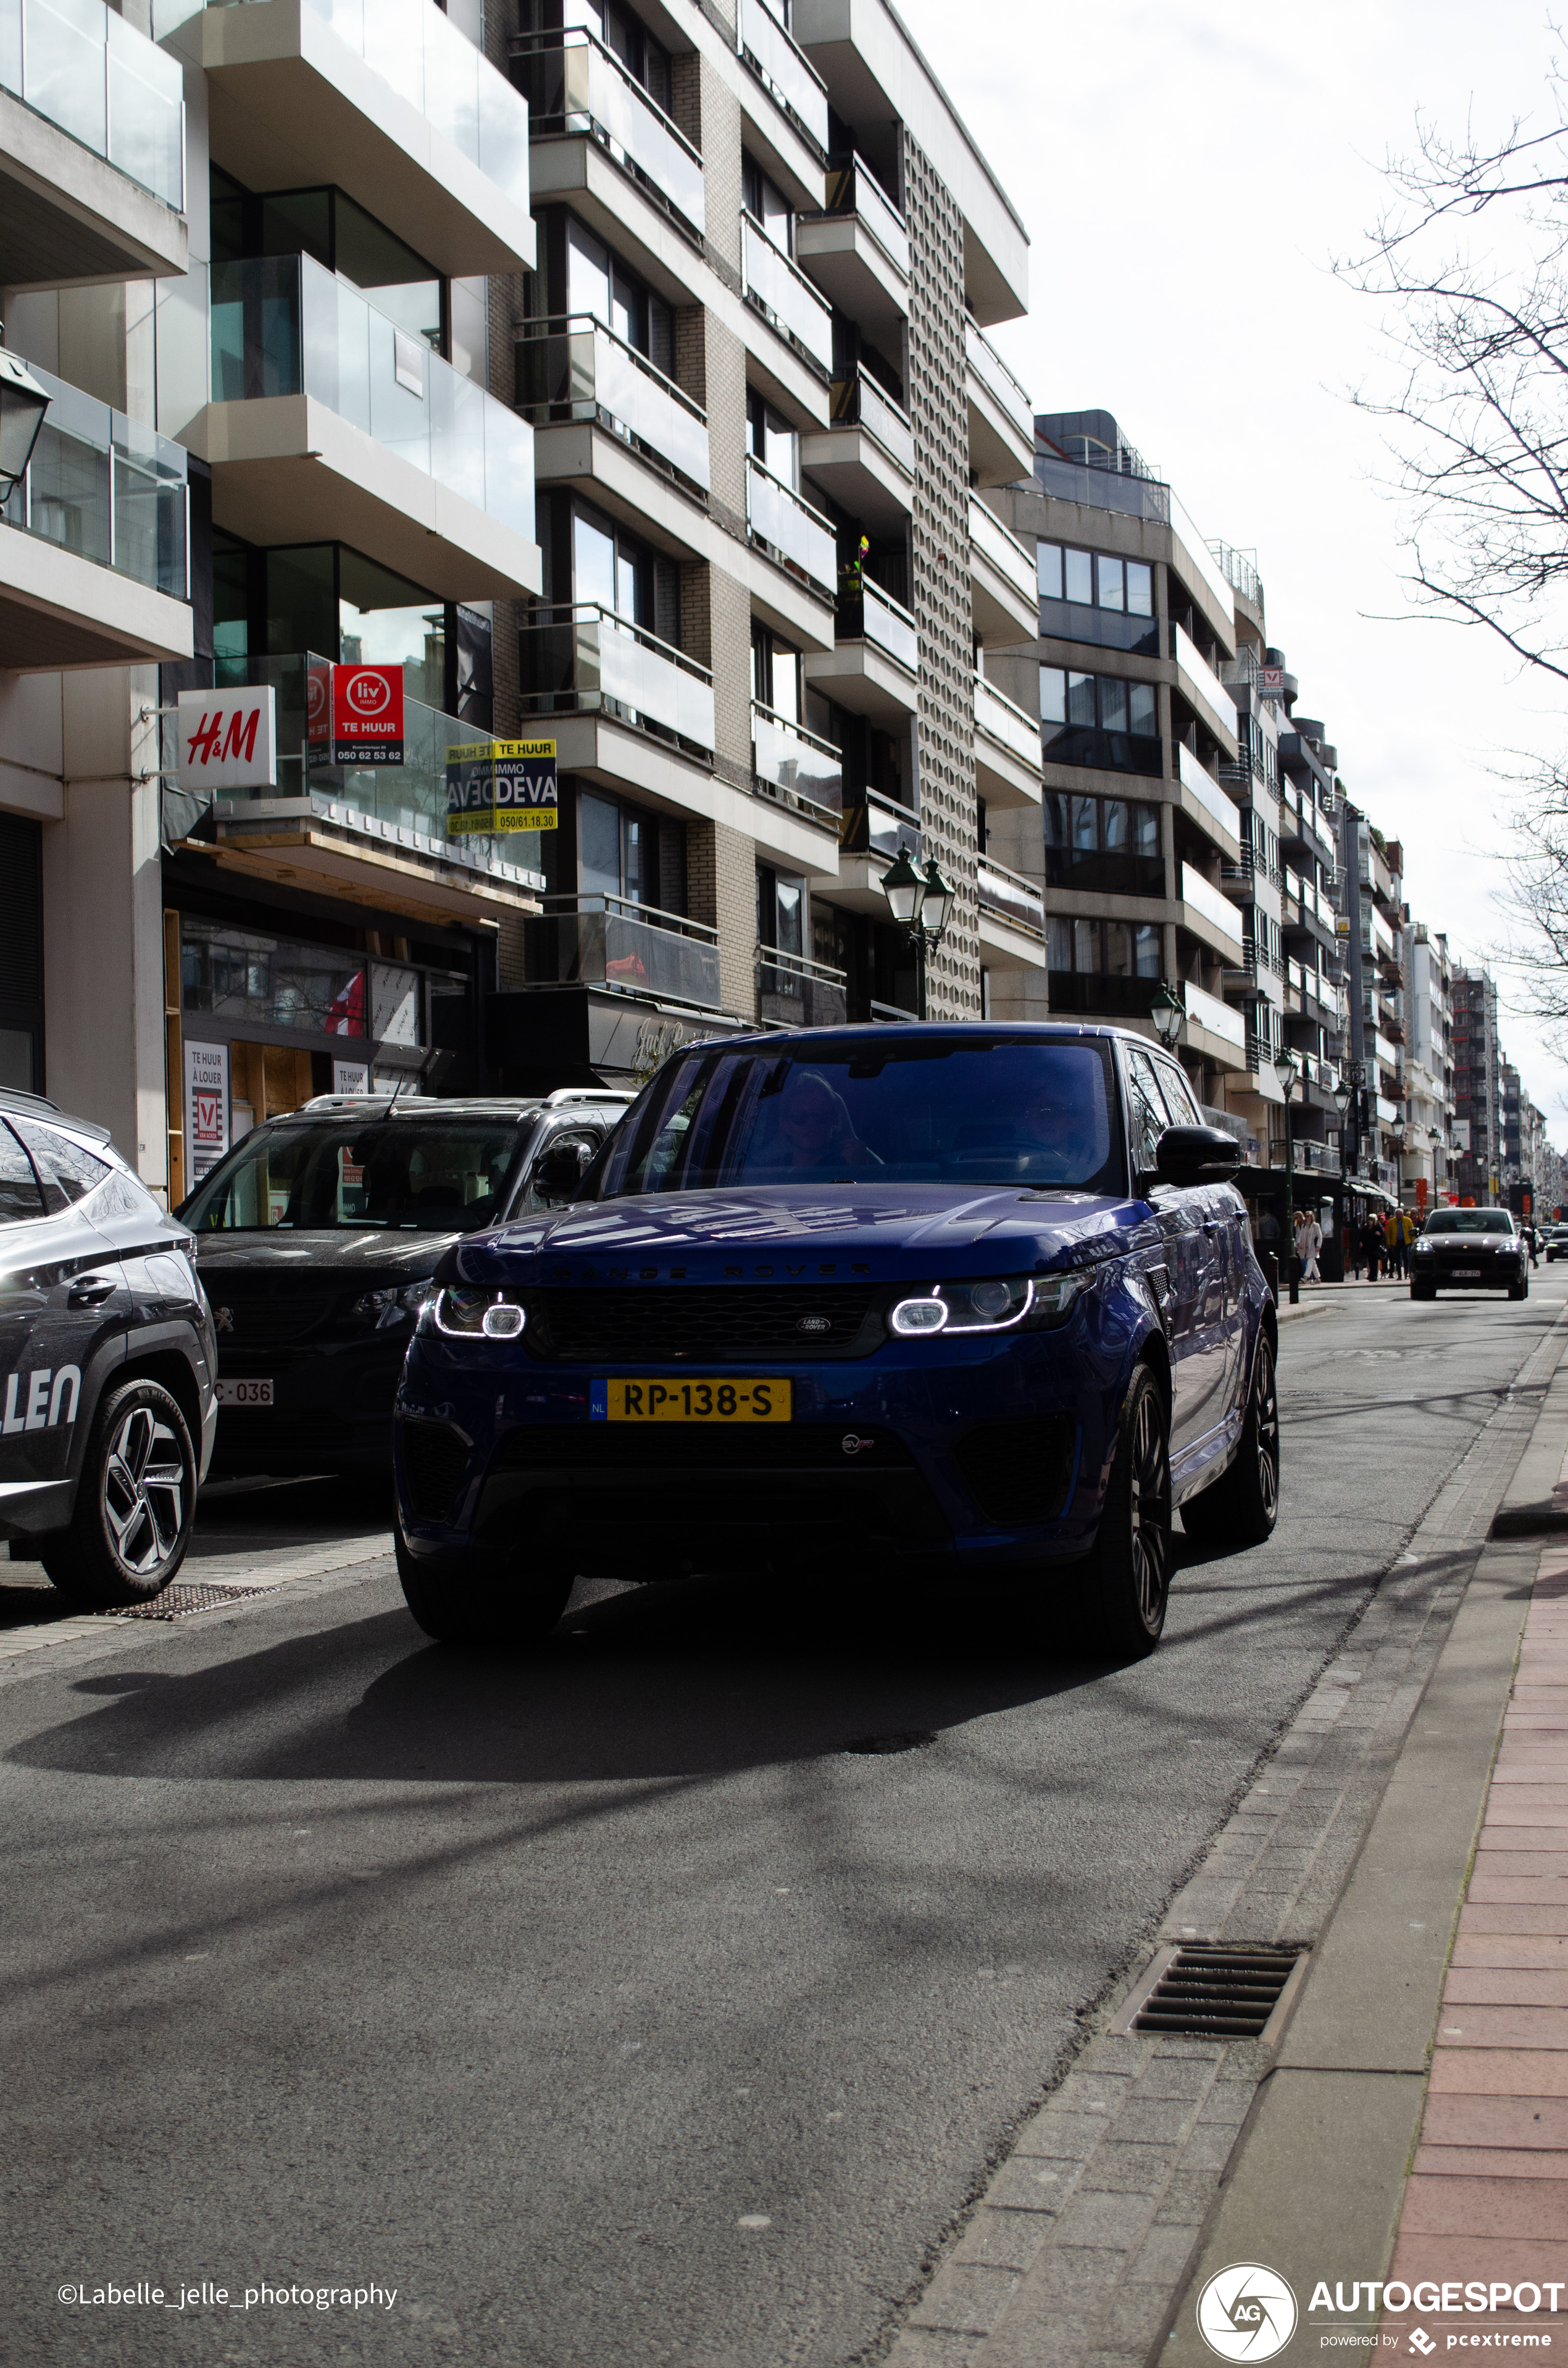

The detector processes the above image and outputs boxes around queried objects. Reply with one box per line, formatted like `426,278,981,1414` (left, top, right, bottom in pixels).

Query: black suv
0,1088,217,1608
179,1090,630,1476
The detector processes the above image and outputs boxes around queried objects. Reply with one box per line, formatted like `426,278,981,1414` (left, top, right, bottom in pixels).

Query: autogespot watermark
1198,2267,1564,2356
56,2282,398,2314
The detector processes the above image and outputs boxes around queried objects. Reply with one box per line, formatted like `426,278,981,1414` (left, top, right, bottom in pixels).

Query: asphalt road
0,1274,1561,2368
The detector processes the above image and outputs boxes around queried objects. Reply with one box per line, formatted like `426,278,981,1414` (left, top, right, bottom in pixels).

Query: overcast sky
895,0,1568,1128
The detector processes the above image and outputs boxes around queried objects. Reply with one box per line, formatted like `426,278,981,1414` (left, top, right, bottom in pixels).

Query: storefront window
181,918,367,1039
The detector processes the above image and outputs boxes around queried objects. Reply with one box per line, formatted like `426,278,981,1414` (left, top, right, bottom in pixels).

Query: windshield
182,1120,530,1232
1424,1211,1514,1235
595,1036,1122,1197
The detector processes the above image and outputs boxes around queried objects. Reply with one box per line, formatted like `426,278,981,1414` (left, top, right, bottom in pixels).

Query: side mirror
1149,1124,1243,1190
532,1137,594,1202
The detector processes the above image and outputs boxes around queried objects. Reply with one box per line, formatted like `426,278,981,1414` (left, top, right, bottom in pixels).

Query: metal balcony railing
746,452,836,598
210,252,534,541
519,603,715,755
757,943,848,1027
840,797,920,865
827,366,914,474
964,316,1032,444
2,0,184,209
523,895,722,1010
837,578,917,672
1,360,189,601
741,209,834,377
515,313,709,493
977,858,1044,937
751,700,842,826
1206,538,1264,610
735,0,828,154
510,25,704,237
816,152,909,275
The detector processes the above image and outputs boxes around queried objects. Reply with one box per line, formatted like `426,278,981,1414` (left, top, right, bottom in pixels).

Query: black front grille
528,1286,881,1363
951,1418,1075,1524
401,1421,472,1520
210,1410,383,1467
209,1289,338,1347
1132,1946,1301,2040
494,1423,913,1473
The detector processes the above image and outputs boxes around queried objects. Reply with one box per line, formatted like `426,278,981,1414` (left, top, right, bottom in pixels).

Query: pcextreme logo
1198,2263,1299,2361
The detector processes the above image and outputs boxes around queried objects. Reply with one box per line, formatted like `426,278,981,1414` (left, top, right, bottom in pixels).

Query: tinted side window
0,1119,46,1224
14,1119,112,1205
1124,1050,1168,1174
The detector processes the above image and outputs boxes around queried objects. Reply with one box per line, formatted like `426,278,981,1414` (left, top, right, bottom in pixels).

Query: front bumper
1416,1257,1525,1290
209,1336,408,1471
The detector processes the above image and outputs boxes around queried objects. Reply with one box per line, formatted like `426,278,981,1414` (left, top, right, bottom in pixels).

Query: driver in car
772,1073,878,1174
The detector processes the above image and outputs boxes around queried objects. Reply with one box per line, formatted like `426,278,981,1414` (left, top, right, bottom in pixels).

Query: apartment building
1403,921,1455,1207
1452,966,1502,1203
1,0,1040,1193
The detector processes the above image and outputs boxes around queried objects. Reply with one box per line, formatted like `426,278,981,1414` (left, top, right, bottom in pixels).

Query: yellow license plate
591,1378,791,1422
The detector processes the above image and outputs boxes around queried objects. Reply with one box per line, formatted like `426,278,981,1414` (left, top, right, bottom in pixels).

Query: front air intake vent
401,1420,472,1522
1115,1944,1305,2041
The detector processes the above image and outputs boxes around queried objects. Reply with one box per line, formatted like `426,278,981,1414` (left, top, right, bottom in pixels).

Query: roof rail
542,1087,636,1107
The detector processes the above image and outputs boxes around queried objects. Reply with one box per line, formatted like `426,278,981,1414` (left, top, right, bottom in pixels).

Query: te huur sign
445,740,558,835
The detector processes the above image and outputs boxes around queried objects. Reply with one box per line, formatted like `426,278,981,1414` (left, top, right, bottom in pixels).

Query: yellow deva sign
444,739,559,834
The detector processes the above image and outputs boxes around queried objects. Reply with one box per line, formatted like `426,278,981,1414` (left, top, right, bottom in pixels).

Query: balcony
520,603,715,758
1175,742,1241,862
1170,621,1238,755
735,0,828,165
799,367,914,533
201,0,533,278
1,0,186,286
741,210,835,384
1178,864,1246,966
795,154,909,359
523,896,722,1012
965,316,1033,488
977,857,1045,941
515,314,709,496
969,492,1037,644
1,362,192,669
186,650,544,926
757,943,848,1028
752,701,842,829
974,672,1043,811
833,797,922,910
746,452,836,602
512,23,704,248
197,251,539,598
804,577,917,726
1182,977,1248,1058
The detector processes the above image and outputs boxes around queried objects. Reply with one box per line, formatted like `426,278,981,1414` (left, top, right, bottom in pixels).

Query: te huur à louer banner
445,740,558,835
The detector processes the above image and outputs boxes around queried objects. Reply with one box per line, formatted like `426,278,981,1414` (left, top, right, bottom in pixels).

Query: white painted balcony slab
1172,621,1240,758
1178,862,1246,966
795,159,907,361
974,672,1043,811
969,492,1037,645
0,62,186,287
733,0,827,211
746,453,836,600
199,0,535,278
1175,741,1242,864
800,368,913,533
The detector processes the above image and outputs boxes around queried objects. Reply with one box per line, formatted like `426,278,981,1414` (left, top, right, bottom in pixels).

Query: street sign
328,664,404,766
176,687,277,793
1257,664,1285,698
445,739,559,835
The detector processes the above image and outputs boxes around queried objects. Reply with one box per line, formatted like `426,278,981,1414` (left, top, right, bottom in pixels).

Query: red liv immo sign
307,664,405,768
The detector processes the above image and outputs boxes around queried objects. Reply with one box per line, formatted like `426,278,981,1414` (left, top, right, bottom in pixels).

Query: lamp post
1274,1045,1301,1305
1151,979,1184,1052
880,847,956,1019
0,343,51,502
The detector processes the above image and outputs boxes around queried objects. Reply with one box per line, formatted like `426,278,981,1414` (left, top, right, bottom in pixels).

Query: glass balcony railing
969,491,1036,609
741,211,834,379
204,0,528,207
840,797,920,866
196,650,542,883
757,943,848,1027
519,602,715,756
977,858,1044,938
210,252,533,543
735,0,828,156
746,452,835,598
964,316,1032,445
1,361,189,601
837,577,917,672
818,153,909,277
1180,863,1246,952
1183,979,1246,1052
523,895,722,1010
751,700,842,826
515,314,709,493
1175,740,1241,843
827,366,914,475
974,673,1042,772
511,25,704,240
1,0,184,209
1171,621,1237,743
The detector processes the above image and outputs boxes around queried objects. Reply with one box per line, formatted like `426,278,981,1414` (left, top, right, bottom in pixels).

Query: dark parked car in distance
393,1023,1281,1660
0,1087,216,1607
1410,1208,1530,1299
180,1089,631,1476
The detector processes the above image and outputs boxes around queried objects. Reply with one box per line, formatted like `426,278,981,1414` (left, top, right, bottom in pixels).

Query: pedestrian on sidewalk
1296,1207,1323,1284
1362,1214,1382,1281
1385,1208,1409,1281
1527,1220,1540,1268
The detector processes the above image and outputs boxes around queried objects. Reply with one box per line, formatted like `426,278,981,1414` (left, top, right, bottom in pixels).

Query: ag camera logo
1196,2263,1298,2361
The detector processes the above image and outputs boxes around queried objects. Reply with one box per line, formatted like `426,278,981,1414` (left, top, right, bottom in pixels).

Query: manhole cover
842,1730,936,1755
99,1582,283,1623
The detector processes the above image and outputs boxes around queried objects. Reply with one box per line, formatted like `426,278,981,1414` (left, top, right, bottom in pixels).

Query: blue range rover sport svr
392,1024,1279,1657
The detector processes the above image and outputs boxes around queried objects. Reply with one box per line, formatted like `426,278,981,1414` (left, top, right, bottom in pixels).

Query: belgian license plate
591,1379,791,1422
216,1378,273,1407
1453,1268,1482,1279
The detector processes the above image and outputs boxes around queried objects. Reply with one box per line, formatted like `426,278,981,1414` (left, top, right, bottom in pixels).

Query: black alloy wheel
41,1378,196,1609
1082,1363,1172,1658
1180,1332,1280,1550
395,1529,573,1648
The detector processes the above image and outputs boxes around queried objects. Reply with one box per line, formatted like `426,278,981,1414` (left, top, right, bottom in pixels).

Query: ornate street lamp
0,345,51,502
1151,981,1184,1049
1274,1045,1301,1305
880,849,956,1018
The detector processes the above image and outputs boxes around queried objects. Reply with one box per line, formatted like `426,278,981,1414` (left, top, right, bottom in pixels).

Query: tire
396,1530,572,1647
1180,1332,1281,1551
1411,1282,1436,1301
41,1379,195,1609
1080,1363,1172,1658
1509,1276,1528,1301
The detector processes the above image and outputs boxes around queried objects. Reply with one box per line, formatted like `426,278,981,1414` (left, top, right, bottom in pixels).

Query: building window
1046,916,1162,978
562,217,672,370
1040,666,1161,776
1045,795,1162,895
752,620,801,722
1037,543,1153,617
578,789,685,913
746,388,799,487
743,154,793,256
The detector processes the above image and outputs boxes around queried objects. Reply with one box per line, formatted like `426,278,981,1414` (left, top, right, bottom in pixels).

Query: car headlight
888,1271,1091,1338
352,1282,438,1329
1415,1239,1435,1254
431,1286,527,1340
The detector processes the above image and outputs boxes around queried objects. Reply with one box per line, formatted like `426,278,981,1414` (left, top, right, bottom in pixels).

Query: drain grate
1124,1945,1304,2040
98,1582,284,1624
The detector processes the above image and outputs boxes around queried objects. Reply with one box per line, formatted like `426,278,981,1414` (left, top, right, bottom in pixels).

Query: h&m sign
177,688,277,793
